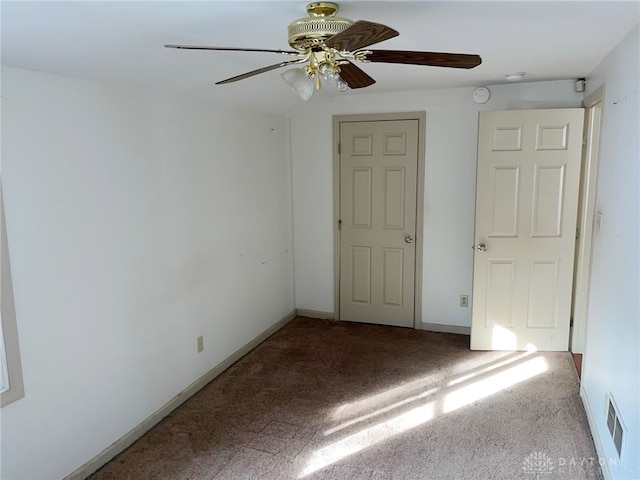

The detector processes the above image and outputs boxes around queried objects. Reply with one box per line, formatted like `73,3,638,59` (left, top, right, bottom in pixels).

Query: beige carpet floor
90,317,602,480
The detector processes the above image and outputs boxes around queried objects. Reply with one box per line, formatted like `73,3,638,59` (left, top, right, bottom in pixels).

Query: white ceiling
2,1,639,115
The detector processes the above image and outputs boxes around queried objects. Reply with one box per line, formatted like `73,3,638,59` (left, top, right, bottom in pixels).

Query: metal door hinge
338,143,341,154
582,135,587,146
338,219,342,230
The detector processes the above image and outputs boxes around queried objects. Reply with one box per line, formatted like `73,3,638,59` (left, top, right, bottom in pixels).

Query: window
1,181,25,407
1,315,11,394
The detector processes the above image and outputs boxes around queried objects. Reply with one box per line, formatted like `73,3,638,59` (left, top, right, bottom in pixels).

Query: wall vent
605,393,625,457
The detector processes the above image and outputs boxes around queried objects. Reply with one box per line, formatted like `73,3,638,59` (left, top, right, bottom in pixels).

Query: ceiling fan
165,2,482,101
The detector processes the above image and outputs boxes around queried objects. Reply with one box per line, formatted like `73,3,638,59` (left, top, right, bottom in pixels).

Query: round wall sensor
473,87,490,104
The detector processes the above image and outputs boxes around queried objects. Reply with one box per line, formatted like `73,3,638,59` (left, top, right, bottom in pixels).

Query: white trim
0,185,6,398
580,385,612,480
64,310,297,480
333,112,426,328
0,180,25,408
296,309,335,320
296,313,470,336
571,87,604,354
0,317,10,394
420,322,471,336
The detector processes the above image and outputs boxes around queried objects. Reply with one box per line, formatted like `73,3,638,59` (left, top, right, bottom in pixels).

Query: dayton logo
522,451,555,479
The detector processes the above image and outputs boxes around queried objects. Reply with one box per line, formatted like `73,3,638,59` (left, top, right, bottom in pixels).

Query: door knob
475,243,487,252
405,235,414,244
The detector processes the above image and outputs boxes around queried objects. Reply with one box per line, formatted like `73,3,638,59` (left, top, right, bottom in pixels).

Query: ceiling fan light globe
324,71,338,83
336,78,349,92
281,68,315,101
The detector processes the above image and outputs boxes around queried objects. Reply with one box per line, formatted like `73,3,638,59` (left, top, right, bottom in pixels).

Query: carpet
90,317,602,479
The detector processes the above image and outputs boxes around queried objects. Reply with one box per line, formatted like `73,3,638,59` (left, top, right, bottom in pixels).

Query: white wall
0,67,294,480
581,25,639,479
291,80,583,326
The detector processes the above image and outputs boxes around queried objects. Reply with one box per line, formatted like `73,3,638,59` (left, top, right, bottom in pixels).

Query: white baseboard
580,385,612,480
296,309,335,320
64,310,297,480
421,322,470,335
294,314,469,336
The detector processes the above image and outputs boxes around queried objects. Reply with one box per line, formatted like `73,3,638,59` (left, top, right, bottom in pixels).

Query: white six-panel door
471,109,584,351
339,120,419,327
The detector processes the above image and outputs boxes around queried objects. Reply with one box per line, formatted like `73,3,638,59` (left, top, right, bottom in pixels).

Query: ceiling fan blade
215,59,305,85
339,61,376,89
165,45,300,56
325,20,399,51
366,50,482,69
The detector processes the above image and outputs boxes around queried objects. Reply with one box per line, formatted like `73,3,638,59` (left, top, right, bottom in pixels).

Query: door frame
570,87,604,354
333,112,426,327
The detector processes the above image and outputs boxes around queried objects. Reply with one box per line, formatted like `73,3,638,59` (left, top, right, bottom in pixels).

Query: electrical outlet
197,336,204,353
460,295,469,307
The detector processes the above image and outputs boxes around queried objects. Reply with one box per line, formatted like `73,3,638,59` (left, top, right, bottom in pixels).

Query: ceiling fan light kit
165,2,482,101
281,68,316,101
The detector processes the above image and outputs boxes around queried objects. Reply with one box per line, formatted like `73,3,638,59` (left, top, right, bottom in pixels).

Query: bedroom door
337,118,421,328
471,109,584,351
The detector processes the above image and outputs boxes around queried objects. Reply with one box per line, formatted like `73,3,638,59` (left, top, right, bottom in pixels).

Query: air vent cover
605,394,625,457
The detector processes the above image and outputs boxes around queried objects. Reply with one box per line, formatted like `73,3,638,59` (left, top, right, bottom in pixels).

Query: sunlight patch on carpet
332,374,439,421
447,351,533,387
443,356,548,413
302,354,549,477
331,351,518,424
301,403,435,477
325,387,440,436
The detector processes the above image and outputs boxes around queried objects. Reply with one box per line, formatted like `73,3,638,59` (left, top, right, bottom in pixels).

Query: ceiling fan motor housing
288,2,353,51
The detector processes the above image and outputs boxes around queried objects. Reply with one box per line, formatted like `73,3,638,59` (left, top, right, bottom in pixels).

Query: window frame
1,180,25,407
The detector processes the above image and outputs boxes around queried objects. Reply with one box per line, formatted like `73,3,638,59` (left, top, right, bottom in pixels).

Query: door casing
333,112,426,327
570,87,604,354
